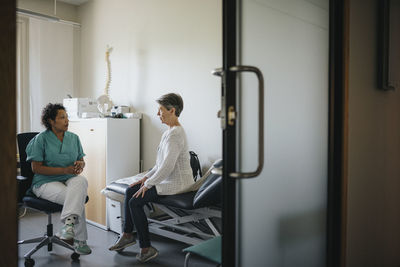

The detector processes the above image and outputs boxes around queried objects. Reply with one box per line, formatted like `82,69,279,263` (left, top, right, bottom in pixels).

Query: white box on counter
63,98,99,119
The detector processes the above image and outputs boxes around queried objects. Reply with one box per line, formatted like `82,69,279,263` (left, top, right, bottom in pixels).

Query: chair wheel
71,252,80,261
116,248,124,253
24,258,35,267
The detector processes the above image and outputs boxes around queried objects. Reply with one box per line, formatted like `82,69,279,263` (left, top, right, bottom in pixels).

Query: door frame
221,0,349,266
0,0,17,266
221,0,238,266
327,0,349,266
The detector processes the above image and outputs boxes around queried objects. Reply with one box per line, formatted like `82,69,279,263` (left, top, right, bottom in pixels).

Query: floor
18,209,216,267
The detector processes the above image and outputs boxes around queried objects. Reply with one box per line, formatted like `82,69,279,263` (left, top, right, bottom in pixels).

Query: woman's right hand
32,161,78,176
129,176,148,188
64,165,76,175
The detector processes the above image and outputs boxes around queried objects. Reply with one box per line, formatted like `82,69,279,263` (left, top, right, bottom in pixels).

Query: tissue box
63,98,99,119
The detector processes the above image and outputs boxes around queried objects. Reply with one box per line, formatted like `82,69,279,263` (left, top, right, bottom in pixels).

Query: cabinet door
69,120,107,226
106,118,141,183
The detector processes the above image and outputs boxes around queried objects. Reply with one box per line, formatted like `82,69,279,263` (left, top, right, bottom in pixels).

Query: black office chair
17,132,85,267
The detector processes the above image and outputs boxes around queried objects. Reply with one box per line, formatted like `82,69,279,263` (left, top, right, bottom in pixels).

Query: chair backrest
192,159,222,208
17,132,39,191
189,151,202,181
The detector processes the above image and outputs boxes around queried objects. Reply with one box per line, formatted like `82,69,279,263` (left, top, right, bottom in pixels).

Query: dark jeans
123,184,159,248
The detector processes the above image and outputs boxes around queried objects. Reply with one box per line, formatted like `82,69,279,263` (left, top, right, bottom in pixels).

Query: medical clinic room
14,0,222,266
2,0,400,267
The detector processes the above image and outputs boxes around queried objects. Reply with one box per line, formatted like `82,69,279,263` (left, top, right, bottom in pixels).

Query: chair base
18,235,76,259
18,212,80,266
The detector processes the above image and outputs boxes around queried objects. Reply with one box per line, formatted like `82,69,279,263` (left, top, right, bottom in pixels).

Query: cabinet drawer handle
90,129,94,131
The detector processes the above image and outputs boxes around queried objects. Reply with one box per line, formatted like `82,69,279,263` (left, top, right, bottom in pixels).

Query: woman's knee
125,185,139,198
128,196,144,208
70,175,88,188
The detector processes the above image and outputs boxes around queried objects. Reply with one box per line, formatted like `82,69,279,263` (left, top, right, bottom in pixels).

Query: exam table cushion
105,176,221,210
106,182,129,195
104,159,223,210
192,159,222,208
105,181,197,210
192,173,222,209
156,192,197,210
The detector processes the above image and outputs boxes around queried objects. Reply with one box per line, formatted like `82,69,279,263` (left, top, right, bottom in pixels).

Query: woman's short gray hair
156,93,184,117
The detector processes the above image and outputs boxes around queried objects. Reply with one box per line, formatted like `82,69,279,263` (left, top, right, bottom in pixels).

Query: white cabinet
68,118,140,228
107,199,123,234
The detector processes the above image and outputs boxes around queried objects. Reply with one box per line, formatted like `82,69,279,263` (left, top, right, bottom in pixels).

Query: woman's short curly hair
156,93,184,117
41,103,66,130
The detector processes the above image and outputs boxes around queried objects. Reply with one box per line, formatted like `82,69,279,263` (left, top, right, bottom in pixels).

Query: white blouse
144,126,194,195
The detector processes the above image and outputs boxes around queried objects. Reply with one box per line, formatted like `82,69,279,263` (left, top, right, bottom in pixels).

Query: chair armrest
17,175,31,203
17,175,28,181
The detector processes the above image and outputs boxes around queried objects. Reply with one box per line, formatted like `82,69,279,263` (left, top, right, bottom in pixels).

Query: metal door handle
229,65,264,179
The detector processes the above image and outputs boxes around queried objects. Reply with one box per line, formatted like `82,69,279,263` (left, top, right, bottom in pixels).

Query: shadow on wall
278,207,326,266
140,113,163,171
201,156,221,175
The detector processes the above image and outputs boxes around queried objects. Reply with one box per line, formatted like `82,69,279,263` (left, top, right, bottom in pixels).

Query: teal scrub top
26,129,86,189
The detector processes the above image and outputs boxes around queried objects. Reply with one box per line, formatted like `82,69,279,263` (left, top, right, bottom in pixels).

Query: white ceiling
58,0,88,6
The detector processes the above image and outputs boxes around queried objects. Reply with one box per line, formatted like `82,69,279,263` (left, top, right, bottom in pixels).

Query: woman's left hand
74,160,85,174
132,185,149,198
129,176,148,188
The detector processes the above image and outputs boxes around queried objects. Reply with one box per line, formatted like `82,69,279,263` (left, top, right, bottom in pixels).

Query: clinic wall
77,0,222,171
347,0,400,266
17,0,79,22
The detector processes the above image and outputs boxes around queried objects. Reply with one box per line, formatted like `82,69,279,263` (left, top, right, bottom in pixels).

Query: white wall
347,0,400,266
78,0,222,170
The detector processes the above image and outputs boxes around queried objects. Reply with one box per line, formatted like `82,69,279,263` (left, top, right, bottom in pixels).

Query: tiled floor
18,209,215,267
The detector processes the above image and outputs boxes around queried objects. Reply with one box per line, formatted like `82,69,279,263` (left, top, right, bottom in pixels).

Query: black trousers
123,184,160,248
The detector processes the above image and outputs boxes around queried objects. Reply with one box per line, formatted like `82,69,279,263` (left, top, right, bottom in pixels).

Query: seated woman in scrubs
26,103,91,255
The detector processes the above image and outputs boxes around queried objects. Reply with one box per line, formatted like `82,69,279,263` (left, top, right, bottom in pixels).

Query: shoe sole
56,232,74,244
109,241,137,251
61,238,74,246
137,250,159,262
74,249,92,255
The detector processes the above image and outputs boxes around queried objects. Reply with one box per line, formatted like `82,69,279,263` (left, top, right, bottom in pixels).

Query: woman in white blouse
109,93,194,263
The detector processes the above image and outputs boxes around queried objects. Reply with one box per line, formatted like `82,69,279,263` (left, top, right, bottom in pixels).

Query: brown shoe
109,234,136,251
136,246,159,262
